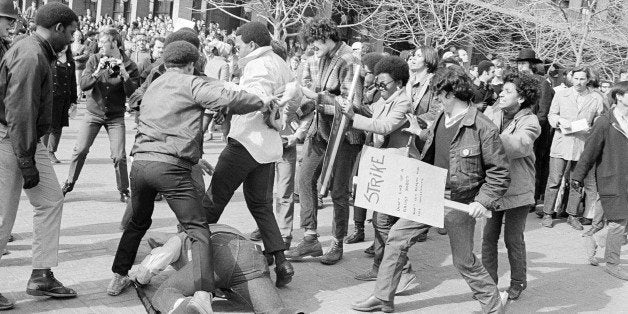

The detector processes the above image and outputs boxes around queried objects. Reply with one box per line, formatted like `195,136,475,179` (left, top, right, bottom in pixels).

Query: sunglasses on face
374,79,394,90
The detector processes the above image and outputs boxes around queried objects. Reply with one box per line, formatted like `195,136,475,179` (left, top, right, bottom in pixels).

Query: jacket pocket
457,145,482,175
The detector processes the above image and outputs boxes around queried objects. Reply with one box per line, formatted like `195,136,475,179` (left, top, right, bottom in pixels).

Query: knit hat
163,40,200,67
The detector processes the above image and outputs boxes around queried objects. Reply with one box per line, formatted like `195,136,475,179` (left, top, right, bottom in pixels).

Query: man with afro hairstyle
0,2,79,309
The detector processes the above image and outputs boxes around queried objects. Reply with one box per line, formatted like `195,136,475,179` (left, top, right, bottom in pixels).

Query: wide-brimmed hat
513,48,542,64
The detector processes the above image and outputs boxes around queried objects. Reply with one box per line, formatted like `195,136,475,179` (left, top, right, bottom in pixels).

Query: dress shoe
61,181,74,196
605,264,628,281
320,240,343,265
120,191,130,203
107,273,130,296
417,232,427,242
580,218,592,226
541,214,553,228
352,295,394,313
187,291,213,314
285,235,323,261
249,229,262,242
355,268,378,281
154,193,164,201
364,244,375,256
506,283,526,300
26,269,77,298
437,228,447,235
0,293,14,310
48,152,60,164
567,215,584,230
2,249,9,256
345,226,365,244
274,261,294,288
7,235,13,242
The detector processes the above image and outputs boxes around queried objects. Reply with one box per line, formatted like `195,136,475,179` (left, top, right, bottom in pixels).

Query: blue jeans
543,157,600,216
297,135,361,238
482,206,529,287
374,209,502,313
66,112,128,193
153,232,288,314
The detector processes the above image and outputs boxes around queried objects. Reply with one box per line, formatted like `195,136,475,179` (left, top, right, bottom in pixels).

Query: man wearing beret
107,40,274,297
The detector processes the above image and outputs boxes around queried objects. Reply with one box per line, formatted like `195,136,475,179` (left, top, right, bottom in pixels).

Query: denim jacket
419,106,511,210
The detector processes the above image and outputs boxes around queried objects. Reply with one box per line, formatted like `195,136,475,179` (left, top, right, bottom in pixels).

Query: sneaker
147,237,165,250
345,226,365,244
541,214,553,228
567,215,584,231
285,236,323,261
506,283,525,300
107,273,130,296
249,229,262,242
320,240,343,265
396,272,418,294
355,269,378,281
0,293,14,310
604,264,628,281
131,265,153,285
364,244,375,256
187,291,213,314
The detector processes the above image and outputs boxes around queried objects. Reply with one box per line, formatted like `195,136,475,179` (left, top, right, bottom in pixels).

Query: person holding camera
62,27,139,202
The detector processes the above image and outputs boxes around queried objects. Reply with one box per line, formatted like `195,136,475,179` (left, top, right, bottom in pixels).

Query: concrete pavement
1,108,627,313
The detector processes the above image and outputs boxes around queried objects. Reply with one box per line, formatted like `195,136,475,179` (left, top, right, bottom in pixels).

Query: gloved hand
21,165,40,189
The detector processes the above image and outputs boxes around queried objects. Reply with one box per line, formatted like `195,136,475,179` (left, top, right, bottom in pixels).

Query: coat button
462,149,469,156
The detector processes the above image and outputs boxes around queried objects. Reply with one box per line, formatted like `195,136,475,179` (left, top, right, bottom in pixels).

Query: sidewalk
1,110,627,313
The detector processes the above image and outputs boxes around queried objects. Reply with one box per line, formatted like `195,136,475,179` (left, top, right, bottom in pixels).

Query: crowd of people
0,1,627,314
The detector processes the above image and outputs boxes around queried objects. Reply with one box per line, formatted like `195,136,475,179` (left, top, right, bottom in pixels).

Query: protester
133,224,294,313
71,30,89,100
42,45,77,164
203,21,296,287
0,3,79,310
352,65,510,313
471,60,496,112
571,81,628,281
61,27,140,202
340,56,418,294
483,72,541,300
541,67,604,229
107,40,273,296
286,18,365,265
345,51,386,246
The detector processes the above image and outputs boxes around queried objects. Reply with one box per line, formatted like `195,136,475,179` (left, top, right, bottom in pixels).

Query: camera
102,58,122,77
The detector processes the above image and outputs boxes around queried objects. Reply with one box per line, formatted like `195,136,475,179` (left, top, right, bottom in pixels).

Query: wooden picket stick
444,199,492,218
319,64,362,195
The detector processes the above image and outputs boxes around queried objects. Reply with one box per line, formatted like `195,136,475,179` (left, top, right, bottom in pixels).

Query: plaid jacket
310,42,364,144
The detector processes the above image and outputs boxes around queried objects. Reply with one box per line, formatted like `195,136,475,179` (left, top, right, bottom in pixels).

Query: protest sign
354,146,449,228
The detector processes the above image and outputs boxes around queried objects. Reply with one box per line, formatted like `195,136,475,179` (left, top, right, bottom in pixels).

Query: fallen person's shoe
131,265,153,285
107,273,130,296
26,270,77,298
187,291,213,314
147,237,165,250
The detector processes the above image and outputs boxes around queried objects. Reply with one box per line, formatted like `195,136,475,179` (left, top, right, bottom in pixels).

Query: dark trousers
298,135,361,238
112,160,214,291
66,112,128,193
42,127,63,153
205,140,285,253
482,206,529,287
534,122,552,200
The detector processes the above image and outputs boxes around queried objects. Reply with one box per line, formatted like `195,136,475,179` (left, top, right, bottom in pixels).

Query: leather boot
285,235,323,261
345,223,365,244
320,239,343,265
26,269,77,298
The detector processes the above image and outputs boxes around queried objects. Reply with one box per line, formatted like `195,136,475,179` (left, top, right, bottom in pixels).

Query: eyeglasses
374,79,394,90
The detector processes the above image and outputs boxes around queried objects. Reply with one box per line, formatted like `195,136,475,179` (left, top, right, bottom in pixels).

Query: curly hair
35,3,78,28
374,56,410,86
503,72,540,109
430,65,474,102
361,52,385,73
299,18,340,44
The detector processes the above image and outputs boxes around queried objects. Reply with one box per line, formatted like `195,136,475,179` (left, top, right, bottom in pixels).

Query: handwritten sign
354,146,448,228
